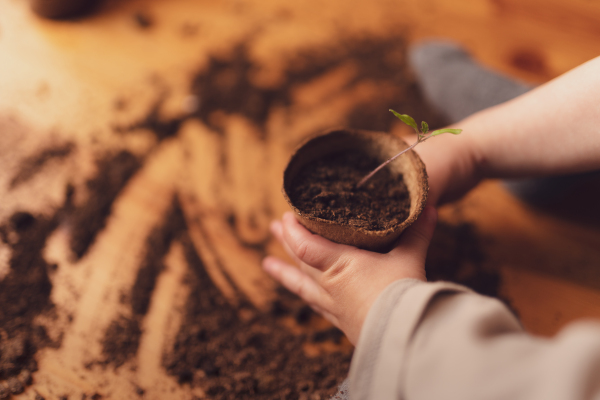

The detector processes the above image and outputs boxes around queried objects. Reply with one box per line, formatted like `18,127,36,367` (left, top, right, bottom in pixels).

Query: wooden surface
2,0,600,398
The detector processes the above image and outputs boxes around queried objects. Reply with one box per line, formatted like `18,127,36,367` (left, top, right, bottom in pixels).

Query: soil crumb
68,151,141,260
290,151,410,231
164,237,351,399
10,143,74,189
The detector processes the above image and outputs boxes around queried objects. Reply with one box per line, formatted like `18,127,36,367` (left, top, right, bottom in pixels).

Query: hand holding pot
262,207,437,345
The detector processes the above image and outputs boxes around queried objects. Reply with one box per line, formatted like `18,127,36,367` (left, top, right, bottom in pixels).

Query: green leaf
430,128,463,136
421,121,429,134
389,109,418,133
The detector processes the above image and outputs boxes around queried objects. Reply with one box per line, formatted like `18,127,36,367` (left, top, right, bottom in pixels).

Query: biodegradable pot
283,128,428,252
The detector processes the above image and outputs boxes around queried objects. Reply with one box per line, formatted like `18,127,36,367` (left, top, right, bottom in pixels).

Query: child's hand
262,207,437,345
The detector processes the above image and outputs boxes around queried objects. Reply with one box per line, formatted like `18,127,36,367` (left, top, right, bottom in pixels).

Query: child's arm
413,55,600,205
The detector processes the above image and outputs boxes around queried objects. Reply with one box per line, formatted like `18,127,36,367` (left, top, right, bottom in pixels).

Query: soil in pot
289,150,411,231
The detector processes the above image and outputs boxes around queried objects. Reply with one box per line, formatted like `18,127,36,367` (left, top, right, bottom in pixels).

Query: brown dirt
119,37,446,142
0,212,60,397
9,142,74,189
100,200,187,368
68,151,141,260
290,151,411,231
100,315,142,369
164,237,351,400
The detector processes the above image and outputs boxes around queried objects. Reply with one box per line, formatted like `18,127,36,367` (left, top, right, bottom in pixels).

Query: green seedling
356,110,462,188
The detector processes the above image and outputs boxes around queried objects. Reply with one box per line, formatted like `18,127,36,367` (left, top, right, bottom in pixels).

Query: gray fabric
349,280,600,400
408,41,532,123
408,40,600,205
330,378,350,400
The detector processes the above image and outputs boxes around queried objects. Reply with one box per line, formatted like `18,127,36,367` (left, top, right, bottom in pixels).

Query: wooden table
2,0,600,398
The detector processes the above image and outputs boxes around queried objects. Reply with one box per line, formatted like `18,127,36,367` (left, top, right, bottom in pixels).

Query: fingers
262,256,341,328
389,206,437,261
281,212,353,271
270,220,301,265
262,256,324,307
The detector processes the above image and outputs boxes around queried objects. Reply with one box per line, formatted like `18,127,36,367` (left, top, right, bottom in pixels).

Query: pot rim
282,127,428,238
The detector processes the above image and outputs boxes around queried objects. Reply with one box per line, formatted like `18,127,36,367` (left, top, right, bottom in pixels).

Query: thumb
389,206,437,259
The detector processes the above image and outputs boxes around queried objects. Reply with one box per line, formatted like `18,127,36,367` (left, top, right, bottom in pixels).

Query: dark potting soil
68,150,141,260
95,194,351,398
164,236,351,400
119,36,446,143
290,151,411,231
100,200,186,368
0,212,60,397
9,142,75,189
100,315,142,369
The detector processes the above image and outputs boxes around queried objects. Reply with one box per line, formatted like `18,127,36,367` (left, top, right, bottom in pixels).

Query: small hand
262,207,437,345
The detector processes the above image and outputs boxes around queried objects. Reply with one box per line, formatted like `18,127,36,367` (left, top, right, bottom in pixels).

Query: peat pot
283,128,428,252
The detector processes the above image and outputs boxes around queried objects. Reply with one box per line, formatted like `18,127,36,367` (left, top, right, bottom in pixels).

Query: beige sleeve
348,279,600,400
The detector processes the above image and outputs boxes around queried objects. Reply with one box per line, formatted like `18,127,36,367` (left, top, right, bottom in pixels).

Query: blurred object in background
30,0,100,19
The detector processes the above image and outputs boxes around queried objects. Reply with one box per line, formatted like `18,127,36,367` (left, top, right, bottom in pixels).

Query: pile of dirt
290,151,410,231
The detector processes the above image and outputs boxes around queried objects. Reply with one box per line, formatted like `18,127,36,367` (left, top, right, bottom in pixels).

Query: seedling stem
356,110,462,188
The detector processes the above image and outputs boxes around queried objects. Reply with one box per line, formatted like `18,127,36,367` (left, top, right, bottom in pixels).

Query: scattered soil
116,97,183,141
119,36,446,142
290,151,410,231
130,202,186,316
100,201,186,367
164,236,351,400
9,143,74,189
0,212,60,397
68,151,141,260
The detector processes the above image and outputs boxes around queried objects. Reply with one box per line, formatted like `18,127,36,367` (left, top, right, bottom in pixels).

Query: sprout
356,110,462,188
